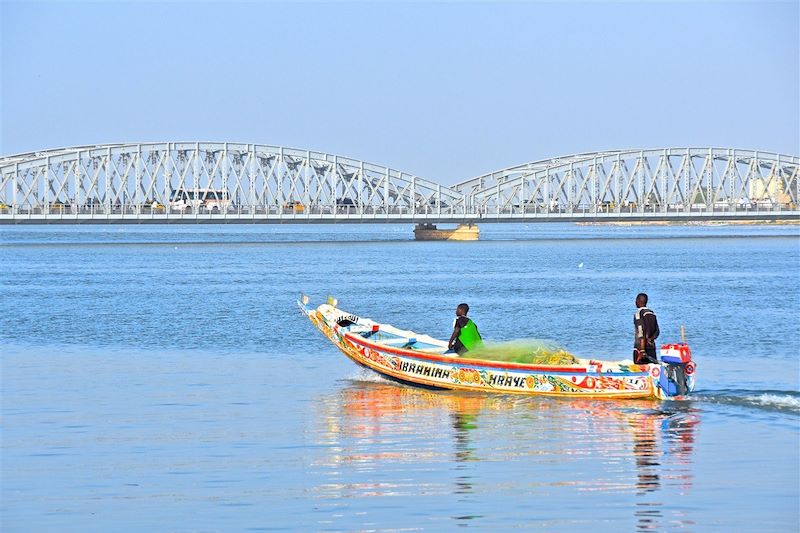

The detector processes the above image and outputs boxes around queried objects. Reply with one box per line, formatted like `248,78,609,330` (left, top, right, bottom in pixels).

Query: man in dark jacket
633,293,660,364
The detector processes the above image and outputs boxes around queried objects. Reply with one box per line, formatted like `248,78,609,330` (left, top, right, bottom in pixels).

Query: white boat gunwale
341,329,649,376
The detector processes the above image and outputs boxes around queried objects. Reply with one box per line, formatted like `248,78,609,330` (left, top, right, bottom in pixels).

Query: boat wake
691,389,800,414
345,368,394,385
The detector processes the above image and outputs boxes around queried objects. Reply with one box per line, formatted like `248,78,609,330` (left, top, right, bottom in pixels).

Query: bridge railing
3,200,795,219
0,202,476,218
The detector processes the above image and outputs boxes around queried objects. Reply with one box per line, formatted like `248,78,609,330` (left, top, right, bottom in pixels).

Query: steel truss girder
0,142,465,219
459,148,799,215
0,144,797,222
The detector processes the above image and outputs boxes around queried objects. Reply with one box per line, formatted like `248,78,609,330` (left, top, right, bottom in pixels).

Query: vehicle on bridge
283,200,305,214
336,198,357,213
169,189,231,213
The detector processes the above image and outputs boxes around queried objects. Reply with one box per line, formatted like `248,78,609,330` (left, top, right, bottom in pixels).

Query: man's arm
448,325,461,349
644,313,659,344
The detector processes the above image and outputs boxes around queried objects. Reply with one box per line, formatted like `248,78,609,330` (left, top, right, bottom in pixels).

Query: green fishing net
466,339,578,365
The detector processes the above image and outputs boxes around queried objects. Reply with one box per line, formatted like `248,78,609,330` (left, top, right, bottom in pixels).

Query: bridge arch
453,148,799,215
0,142,464,220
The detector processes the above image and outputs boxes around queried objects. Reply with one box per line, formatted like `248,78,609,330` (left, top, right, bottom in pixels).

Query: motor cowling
658,343,694,397
660,343,692,364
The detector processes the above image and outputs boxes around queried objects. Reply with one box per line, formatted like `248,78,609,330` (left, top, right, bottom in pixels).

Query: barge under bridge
0,143,797,224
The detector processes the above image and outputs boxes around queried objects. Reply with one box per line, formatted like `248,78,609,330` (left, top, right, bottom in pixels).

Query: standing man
633,293,660,364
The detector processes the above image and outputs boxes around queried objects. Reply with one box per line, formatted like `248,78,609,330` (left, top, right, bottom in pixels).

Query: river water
1,223,798,532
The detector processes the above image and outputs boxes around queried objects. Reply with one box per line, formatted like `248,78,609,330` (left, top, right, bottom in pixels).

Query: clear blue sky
2,1,798,184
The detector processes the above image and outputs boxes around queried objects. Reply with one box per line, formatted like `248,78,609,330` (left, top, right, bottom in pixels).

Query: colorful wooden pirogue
299,296,697,400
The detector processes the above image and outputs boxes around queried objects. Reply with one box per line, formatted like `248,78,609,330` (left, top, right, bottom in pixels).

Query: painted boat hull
300,300,696,400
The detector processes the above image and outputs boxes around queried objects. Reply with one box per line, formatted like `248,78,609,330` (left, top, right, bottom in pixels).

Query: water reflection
452,406,480,499
629,404,662,494
312,378,699,529
626,403,698,530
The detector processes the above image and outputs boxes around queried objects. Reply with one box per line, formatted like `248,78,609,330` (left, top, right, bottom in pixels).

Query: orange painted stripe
336,337,656,399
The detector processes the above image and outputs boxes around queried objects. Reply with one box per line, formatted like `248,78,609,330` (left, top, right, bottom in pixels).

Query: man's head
636,293,648,308
456,303,469,316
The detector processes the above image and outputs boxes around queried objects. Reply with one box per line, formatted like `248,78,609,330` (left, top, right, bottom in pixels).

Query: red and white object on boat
660,343,692,364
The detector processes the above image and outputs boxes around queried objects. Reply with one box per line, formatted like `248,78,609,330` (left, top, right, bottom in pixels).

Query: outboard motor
658,343,696,397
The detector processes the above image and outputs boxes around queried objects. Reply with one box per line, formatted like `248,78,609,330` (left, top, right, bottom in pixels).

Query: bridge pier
413,223,479,241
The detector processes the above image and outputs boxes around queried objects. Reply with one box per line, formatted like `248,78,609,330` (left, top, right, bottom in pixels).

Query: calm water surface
2,223,799,532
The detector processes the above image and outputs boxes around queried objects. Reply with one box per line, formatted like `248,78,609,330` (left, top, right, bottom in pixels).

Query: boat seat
379,338,412,346
409,341,441,350
416,347,450,355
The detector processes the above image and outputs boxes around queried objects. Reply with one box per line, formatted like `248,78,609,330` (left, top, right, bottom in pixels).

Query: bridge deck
3,208,797,224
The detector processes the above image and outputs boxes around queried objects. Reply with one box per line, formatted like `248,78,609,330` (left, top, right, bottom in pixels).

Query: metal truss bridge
0,143,797,224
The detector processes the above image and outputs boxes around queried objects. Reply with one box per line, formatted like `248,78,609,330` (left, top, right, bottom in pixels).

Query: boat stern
651,343,697,399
